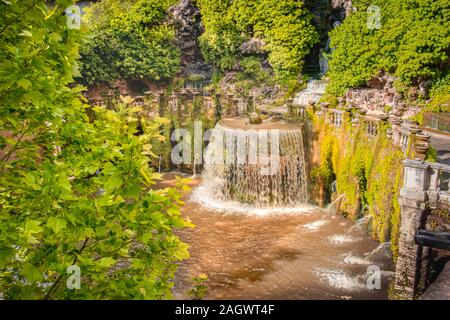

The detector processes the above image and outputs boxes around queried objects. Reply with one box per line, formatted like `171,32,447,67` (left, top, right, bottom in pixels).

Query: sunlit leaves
78,0,180,84
197,0,318,84
46,217,67,234
0,1,191,300
327,0,450,96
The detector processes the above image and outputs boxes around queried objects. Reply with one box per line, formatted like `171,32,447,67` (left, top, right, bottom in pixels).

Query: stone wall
394,160,450,299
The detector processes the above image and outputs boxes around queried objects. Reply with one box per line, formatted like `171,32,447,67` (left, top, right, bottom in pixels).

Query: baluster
434,167,440,192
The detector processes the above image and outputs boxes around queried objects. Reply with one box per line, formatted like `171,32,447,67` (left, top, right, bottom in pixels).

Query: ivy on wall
150,93,216,172
310,113,404,260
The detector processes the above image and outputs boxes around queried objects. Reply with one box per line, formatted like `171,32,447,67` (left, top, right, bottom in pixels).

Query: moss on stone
309,112,404,259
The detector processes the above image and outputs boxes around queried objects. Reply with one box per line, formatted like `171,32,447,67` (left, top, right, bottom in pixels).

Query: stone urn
409,125,422,134
414,142,429,160
378,113,389,121
386,128,393,138
389,116,402,126
248,112,263,125
415,132,431,142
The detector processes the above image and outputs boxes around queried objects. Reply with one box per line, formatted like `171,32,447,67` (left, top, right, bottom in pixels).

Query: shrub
78,0,180,85
0,0,191,299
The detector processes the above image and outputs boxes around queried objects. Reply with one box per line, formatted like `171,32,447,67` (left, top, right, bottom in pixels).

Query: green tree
79,0,181,85
197,0,318,85
327,0,450,96
0,0,191,299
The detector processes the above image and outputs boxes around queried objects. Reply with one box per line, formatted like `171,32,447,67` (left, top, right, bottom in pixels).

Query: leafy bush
79,0,180,84
196,0,318,85
327,0,450,96
0,0,191,299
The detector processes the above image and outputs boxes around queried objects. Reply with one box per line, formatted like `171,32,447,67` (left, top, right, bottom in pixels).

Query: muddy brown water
159,173,394,300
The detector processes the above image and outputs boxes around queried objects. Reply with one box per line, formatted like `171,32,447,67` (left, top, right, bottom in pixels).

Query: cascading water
293,79,328,106
191,117,310,214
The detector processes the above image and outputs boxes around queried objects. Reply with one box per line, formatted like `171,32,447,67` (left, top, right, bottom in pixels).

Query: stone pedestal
394,160,429,299
394,194,426,299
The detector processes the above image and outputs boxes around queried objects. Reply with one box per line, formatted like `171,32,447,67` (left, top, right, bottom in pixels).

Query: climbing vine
310,112,404,258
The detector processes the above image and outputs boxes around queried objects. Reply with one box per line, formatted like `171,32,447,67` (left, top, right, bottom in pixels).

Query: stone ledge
400,188,428,203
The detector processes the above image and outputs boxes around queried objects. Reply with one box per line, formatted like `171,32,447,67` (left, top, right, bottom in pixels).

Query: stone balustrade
325,109,344,127
357,114,380,136
401,159,450,205
288,104,307,120
394,159,450,299
397,128,411,152
319,108,430,157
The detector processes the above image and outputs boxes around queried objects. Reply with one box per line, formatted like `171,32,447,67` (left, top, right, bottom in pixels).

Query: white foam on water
328,234,359,244
293,80,328,106
302,219,328,231
315,268,366,291
364,242,392,259
191,184,318,216
343,253,370,265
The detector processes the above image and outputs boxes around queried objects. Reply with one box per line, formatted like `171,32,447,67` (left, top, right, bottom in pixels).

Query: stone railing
423,112,450,134
394,159,450,299
222,95,255,116
325,108,345,128
288,105,308,120
317,108,434,158
319,107,382,134
401,159,450,206
356,114,381,136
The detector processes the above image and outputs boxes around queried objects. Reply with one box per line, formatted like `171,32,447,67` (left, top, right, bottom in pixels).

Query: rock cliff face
341,75,425,118
169,0,211,79
343,75,404,113
330,0,355,20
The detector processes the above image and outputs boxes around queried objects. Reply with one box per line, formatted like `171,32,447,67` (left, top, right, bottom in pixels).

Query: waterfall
192,119,309,211
293,80,328,106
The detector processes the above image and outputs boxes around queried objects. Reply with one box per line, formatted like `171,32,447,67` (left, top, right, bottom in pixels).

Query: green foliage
311,114,404,257
238,57,270,84
327,0,450,96
0,1,192,299
411,72,450,124
425,146,438,162
187,273,208,300
253,0,319,83
196,0,318,84
79,0,180,84
366,139,404,259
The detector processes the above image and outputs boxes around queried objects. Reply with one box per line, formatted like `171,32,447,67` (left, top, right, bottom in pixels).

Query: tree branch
0,0,39,35
43,237,89,300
